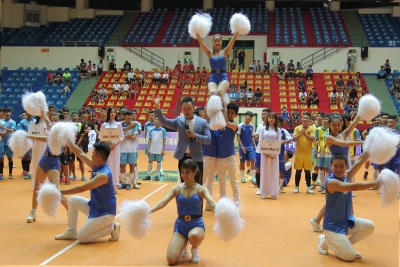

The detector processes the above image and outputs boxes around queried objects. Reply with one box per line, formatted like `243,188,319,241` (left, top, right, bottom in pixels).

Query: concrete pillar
141,0,152,12
265,1,275,12
2,0,12,28
329,1,340,11
203,0,214,11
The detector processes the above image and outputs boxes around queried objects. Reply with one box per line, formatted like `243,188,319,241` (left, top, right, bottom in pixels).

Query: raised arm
223,32,240,58
68,142,93,168
196,33,212,58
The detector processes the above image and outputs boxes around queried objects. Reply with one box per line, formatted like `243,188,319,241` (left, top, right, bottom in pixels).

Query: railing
62,41,101,47
124,47,165,69
269,35,371,48
300,47,346,67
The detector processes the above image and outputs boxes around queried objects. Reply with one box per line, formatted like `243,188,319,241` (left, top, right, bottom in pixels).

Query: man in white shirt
90,64,98,79
162,72,169,85
146,117,167,181
248,60,256,74
153,69,161,84
113,80,121,97
121,80,130,97
97,60,104,76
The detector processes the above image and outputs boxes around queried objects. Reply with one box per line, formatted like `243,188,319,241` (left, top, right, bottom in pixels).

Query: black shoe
155,176,159,181
363,172,368,180
143,175,151,180
246,170,251,175
118,184,126,189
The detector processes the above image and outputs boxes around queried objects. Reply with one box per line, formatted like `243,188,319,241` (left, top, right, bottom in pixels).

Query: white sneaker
261,195,267,199
307,187,314,194
27,209,36,223
310,218,323,232
256,189,261,195
293,187,299,193
352,191,356,197
318,235,329,255
355,252,362,259
55,230,78,240
68,174,73,179
191,247,200,263
181,243,189,258
109,223,120,241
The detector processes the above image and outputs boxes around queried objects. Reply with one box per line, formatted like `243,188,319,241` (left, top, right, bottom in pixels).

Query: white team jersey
120,121,137,153
148,127,167,154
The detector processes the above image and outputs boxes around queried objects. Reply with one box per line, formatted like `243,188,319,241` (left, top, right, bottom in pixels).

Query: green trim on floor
363,76,398,117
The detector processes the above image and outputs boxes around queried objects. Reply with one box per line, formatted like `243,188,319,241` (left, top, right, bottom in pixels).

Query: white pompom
36,179,62,217
22,91,48,116
358,94,381,121
119,200,151,239
207,95,223,117
213,198,244,242
378,169,400,207
229,13,251,35
188,13,212,39
223,93,230,106
363,127,400,164
47,122,78,155
209,111,226,130
8,130,33,157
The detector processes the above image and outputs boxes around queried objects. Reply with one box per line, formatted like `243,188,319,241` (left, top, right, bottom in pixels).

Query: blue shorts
208,73,228,85
149,153,163,162
239,146,256,162
174,217,205,240
120,152,137,164
145,144,149,155
0,143,4,159
38,154,61,172
318,157,331,169
279,154,285,173
4,144,13,158
255,152,261,169
385,156,399,174
371,163,384,170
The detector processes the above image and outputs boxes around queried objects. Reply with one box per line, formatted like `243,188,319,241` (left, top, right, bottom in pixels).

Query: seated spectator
134,69,141,87
140,70,146,86
109,59,116,72
113,80,121,97
90,64,98,79
90,88,99,102
240,81,247,91
98,85,107,102
153,69,161,84
344,103,354,114
175,60,182,70
278,61,286,72
178,73,185,88
335,76,344,91
255,60,262,75
377,66,387,81
281,107,290,121
123,61,131,72
297,77,305,90
130,83,138,100
162,71,170,85
76,58,87,72
384,59,391,75
189,61,195,74
172,67,180,79
299,88,308,104
360,87,367,97
307,88,319,106
97,59,104,76
354,72,362,87
348,88,358,105
287,65,295,81
183,61,190,72
229,83,237,91
248,60,256,74
287,60,294,70
63,69,72,83
245,88,254,106
262,62,271,76
127,68,135,83
295,66,305,78
201,67,208,83
195,67,201,75
305,65,313,80
122,80,130,98
340,90,348,109
390,76,400,96
296,62,302,70
54,69,63,84
184,70,192,86
254,88,262,107
46,70,54,85
193,73,200,86
62,81,71,96
277,68,285,80
291,109,300,125
238,88,246,102
330,89,339,105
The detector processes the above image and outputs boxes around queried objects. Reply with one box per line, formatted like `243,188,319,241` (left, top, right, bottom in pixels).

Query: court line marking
39,183,169,266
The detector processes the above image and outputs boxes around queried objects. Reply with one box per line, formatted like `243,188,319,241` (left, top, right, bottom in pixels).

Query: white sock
129,172,135,183
317,169,323,183
147,163,152,176
156,162,161,176
119,173,125,183
320,172,326,186
134,167,138,182
240,170,245,179
373,169,379,181
160,162,163,173
252,170,256,180
279,179,284,187
364,168,368,172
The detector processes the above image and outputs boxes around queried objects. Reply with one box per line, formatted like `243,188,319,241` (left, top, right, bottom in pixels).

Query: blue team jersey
237,122,254,148
17,118,36,132
217,121,237,158
203,129,219,158
2,119,16,144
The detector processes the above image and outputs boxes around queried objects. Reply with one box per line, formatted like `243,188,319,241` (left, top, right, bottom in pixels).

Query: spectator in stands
172,67,179,80
76,58,87,72
287,60,294,70
291,108,299,125
184,70,192,87
348,88,358,105
189,61,195,74
238,87,246,103
98,85,106,102
54,69,63,84
277,67,285,80
345,76,355,90
248,60,256,74
237,48,245,71
287,65,295,81
175,61,182,70
130,82,138,100
281,107,289,121
183,61,190,72
193,73,200,86
46,70,54,85
354,72,362,88
113,79,121,97
62,81,72,96
344,103,354,114
140,70,146,87
390,76,400,96
123,61,131,72
109,59,116,72
377,66,387,81
178,73,185,88
87,60,93,75
153,69,161,84
254,88,262,107
255,60,262,75
299,88,308,104
347,50,354,71
127,68,134,83
330,89,339,105
335,76,344,91
306,65,313,81
240,81,247,91
307,88,319,106
384,59,391,75
63,69,72,83
297,77,305,91
245,88,254,107
229,83,237,91
195,67,201,76
295,66,305,79
121,80,130,98
360,87,367,97
296,62,302,70
278,61,286,72
194,106,205,118
90,64,98,79
97,59,104,76
262,62,271,77
162,71,170,85
90,88,99,103
340,90,348,109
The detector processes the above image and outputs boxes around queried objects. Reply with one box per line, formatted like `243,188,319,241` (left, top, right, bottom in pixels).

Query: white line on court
39,183,169,266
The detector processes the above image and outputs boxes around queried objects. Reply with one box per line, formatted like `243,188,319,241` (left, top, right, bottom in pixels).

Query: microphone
185,123,194,142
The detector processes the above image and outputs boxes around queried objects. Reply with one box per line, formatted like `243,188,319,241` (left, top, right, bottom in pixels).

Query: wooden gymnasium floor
0,150,398,267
